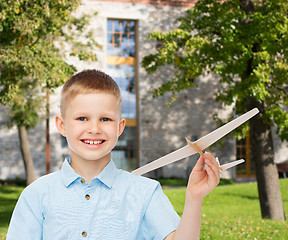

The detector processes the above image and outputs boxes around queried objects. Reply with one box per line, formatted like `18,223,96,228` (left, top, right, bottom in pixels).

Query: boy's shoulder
22,170,61,195
115,168,160,191
32,170,60,185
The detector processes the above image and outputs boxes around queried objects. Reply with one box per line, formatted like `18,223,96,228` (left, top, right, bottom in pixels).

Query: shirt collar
60,156,80,188
60,156,118,189
96,159,117,189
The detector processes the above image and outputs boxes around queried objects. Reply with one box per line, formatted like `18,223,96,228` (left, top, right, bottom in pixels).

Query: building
1,0,287,182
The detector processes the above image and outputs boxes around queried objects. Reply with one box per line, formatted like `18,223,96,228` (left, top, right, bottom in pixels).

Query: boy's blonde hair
60,69,122,116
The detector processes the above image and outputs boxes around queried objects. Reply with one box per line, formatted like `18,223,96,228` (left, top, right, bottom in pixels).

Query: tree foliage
0,0,100,128
0,0,100,185
142,0,288,141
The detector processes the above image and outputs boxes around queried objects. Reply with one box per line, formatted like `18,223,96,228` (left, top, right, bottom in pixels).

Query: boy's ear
55,115,66,137
118,118,126,137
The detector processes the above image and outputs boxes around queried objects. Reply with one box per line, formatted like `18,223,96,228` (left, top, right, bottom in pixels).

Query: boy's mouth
81,139,105,145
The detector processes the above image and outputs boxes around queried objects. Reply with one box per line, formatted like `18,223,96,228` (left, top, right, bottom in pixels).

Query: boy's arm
165,152,220,240
6,187,43,239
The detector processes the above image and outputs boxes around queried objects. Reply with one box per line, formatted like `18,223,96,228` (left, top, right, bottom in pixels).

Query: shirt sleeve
6,185,43,240
138,183,181,240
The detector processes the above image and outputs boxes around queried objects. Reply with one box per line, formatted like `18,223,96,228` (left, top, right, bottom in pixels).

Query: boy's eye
101,118,111,122
77,117,87,121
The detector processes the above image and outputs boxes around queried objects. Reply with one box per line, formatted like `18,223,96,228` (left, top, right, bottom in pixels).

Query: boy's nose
87,121,102,134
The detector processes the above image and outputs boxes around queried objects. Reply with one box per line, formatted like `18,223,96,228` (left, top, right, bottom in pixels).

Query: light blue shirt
7,158,180,239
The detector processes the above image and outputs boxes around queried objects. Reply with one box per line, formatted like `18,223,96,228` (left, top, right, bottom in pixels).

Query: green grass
0,179,287,239
0,185,24,240
158,178,235,187
164,179,288,239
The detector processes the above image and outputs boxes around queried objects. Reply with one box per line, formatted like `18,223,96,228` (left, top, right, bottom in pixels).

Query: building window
107,20,135,57
106,19,138,171
107,64,136,119
236,132,255,177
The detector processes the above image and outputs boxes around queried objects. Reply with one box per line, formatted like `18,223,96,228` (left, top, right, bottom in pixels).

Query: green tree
142,0,287,220
0,0,100,185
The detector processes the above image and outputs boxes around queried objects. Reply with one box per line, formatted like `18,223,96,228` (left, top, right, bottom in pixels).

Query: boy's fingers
205,153,219,168
193,154,205,171
204,153,220,182
204,163,220,186
215,157,220,167
207,160,220,177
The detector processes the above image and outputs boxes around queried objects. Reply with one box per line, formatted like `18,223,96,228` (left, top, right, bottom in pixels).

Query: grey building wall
0,90,67,180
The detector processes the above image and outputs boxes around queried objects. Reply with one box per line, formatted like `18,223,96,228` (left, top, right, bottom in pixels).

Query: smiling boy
57,90,125,181
7,69,220,240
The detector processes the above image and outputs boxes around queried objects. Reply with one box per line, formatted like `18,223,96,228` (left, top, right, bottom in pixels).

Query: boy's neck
70,154,111,183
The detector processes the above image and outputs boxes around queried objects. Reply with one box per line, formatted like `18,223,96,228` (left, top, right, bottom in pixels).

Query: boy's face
56,93,125,166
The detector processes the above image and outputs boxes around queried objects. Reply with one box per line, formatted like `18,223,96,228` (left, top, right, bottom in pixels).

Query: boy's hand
186,152,220,200
167,152,220,240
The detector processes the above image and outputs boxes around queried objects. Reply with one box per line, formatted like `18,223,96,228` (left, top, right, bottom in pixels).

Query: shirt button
85,194,90,200
80,179,85,183
82,231,87,237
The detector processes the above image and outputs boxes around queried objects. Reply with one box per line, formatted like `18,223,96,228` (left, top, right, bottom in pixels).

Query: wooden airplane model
132,108,259,176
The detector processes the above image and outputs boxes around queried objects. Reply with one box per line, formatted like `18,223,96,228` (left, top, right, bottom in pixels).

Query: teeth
83,140,102,145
